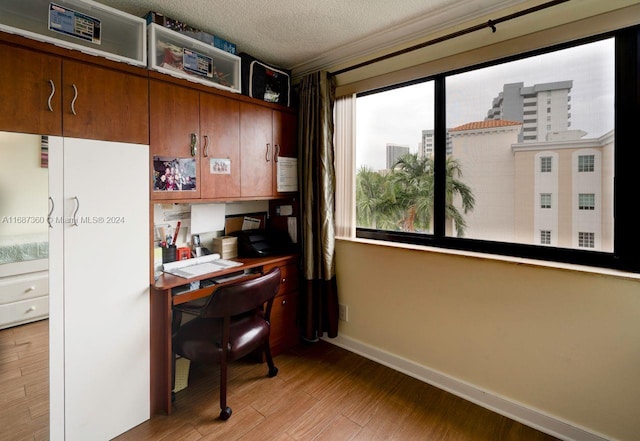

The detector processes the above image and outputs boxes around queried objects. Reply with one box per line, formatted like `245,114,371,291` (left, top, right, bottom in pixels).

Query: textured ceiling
94,0,528,72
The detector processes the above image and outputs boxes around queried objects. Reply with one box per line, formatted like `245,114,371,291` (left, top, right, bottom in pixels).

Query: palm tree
390,153,434,232
356,153,475,236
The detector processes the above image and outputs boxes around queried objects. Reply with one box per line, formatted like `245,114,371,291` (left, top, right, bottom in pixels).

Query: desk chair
173,267,281,420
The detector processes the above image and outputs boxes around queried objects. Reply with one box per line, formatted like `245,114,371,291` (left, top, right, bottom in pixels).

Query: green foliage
356,153,475,236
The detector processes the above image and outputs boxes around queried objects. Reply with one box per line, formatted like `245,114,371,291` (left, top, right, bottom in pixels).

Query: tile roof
450,120,522,131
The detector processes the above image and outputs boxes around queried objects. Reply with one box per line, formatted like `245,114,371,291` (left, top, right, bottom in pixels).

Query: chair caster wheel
268,366,278,377
220,407,232,420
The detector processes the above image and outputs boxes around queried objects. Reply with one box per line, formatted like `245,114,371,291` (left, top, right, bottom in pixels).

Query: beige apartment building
448,120,614,252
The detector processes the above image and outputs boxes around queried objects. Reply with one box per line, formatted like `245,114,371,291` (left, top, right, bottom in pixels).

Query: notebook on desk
162,255,243,278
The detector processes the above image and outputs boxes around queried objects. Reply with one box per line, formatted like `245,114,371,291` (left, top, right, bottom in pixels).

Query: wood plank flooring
1,321,561,441
0,319,49,441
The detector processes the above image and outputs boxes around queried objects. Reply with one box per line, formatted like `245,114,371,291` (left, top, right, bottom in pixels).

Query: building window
540,230,551,245
540,156,552,173
578,154,595,172
351,28,640,272
579,232,595,248
578,193,595,210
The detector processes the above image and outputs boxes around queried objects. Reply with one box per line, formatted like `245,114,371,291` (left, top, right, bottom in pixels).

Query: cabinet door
240,102,273,197
0,44,62,135
50,138,150,440
199,93,241,198
270,292,299,355
62,60,149,144
150,80,201,200
272,110,298,194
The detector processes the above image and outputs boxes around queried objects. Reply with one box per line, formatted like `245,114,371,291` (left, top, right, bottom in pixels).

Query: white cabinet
0,267,48,329
48,137,150,441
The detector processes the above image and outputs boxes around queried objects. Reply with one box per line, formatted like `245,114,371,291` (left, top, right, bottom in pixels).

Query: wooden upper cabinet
62,60,149,144
0,43,62,135
149,79,201,200
199,93,241,199
240,102,274,198
272,110,298,195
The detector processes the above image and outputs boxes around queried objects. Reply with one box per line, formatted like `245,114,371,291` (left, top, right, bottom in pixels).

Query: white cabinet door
50,138,149,441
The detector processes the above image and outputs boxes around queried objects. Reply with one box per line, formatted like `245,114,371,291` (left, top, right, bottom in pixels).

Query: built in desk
150,253,299,415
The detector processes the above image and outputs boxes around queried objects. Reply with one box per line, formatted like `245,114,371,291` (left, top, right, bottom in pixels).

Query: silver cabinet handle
274,144,280,162
71,84,78,115
203,135,209,157
190,133,198,157
48,197,54,228
72,196,79,226
47,80,55,112
266,143,271,162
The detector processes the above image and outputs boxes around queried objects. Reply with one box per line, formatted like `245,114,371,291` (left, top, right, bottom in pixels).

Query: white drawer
0,271,48,304
0,295,49,329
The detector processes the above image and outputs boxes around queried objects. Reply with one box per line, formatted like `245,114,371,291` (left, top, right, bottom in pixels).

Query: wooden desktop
150,253,299,415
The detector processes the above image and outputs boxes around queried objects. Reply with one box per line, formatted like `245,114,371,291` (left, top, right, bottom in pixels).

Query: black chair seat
176,313,269,363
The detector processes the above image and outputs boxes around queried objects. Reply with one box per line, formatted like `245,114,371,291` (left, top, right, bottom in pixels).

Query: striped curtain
298,71,339,340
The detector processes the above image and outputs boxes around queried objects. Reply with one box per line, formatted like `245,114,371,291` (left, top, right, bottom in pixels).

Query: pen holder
162,245,177,263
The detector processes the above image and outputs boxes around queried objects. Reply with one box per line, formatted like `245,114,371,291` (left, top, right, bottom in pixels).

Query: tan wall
334,238,640,440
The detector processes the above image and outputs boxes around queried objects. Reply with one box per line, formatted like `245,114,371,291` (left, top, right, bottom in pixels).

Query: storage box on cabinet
0,0,146,66
148,23,241,94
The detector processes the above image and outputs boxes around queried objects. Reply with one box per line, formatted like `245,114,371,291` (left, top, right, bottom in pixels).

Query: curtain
298,71,339,341
334,95,356,239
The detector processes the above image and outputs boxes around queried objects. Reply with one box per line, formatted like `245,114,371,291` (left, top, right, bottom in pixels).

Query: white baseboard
323,335,612,441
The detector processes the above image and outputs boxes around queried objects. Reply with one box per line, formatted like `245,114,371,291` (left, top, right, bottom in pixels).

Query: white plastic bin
0,0,146,66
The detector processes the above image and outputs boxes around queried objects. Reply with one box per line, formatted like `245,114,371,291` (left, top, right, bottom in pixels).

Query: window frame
355,25,640,273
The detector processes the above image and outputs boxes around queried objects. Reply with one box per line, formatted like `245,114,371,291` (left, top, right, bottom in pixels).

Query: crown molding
290,0,530,80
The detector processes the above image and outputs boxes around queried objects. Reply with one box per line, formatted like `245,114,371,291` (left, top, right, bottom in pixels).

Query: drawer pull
24,286,36,293
26,306,37,313
71,84,78,115
282,300,287,305
47,80,55,112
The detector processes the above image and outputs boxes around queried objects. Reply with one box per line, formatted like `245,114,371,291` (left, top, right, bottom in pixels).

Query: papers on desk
162,253,243,278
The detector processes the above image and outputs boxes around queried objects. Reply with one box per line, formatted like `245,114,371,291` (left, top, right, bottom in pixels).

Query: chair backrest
199,267,281,319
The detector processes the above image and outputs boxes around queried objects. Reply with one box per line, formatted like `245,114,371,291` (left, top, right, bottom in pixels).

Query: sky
355,38,615,170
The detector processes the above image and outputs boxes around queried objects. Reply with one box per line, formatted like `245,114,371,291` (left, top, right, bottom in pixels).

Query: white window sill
336,236,640,282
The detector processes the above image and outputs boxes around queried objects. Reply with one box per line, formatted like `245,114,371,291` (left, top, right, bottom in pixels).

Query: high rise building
485,81,573,142
421,130,452,157
386,143,410,169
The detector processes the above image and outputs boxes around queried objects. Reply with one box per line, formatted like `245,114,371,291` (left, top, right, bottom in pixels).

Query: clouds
356,38,615,170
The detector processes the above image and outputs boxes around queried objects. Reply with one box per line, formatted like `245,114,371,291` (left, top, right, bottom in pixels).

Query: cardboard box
212,236,238,259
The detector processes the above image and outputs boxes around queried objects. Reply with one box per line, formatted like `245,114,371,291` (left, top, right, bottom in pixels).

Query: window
352,26,640,273
578,154,595,172
540,193,552,209
578,193,595,210
579,232,595,248
541,230,551,245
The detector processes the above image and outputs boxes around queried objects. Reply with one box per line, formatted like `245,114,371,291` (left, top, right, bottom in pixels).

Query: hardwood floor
1,321,560,441
0,319,48,441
